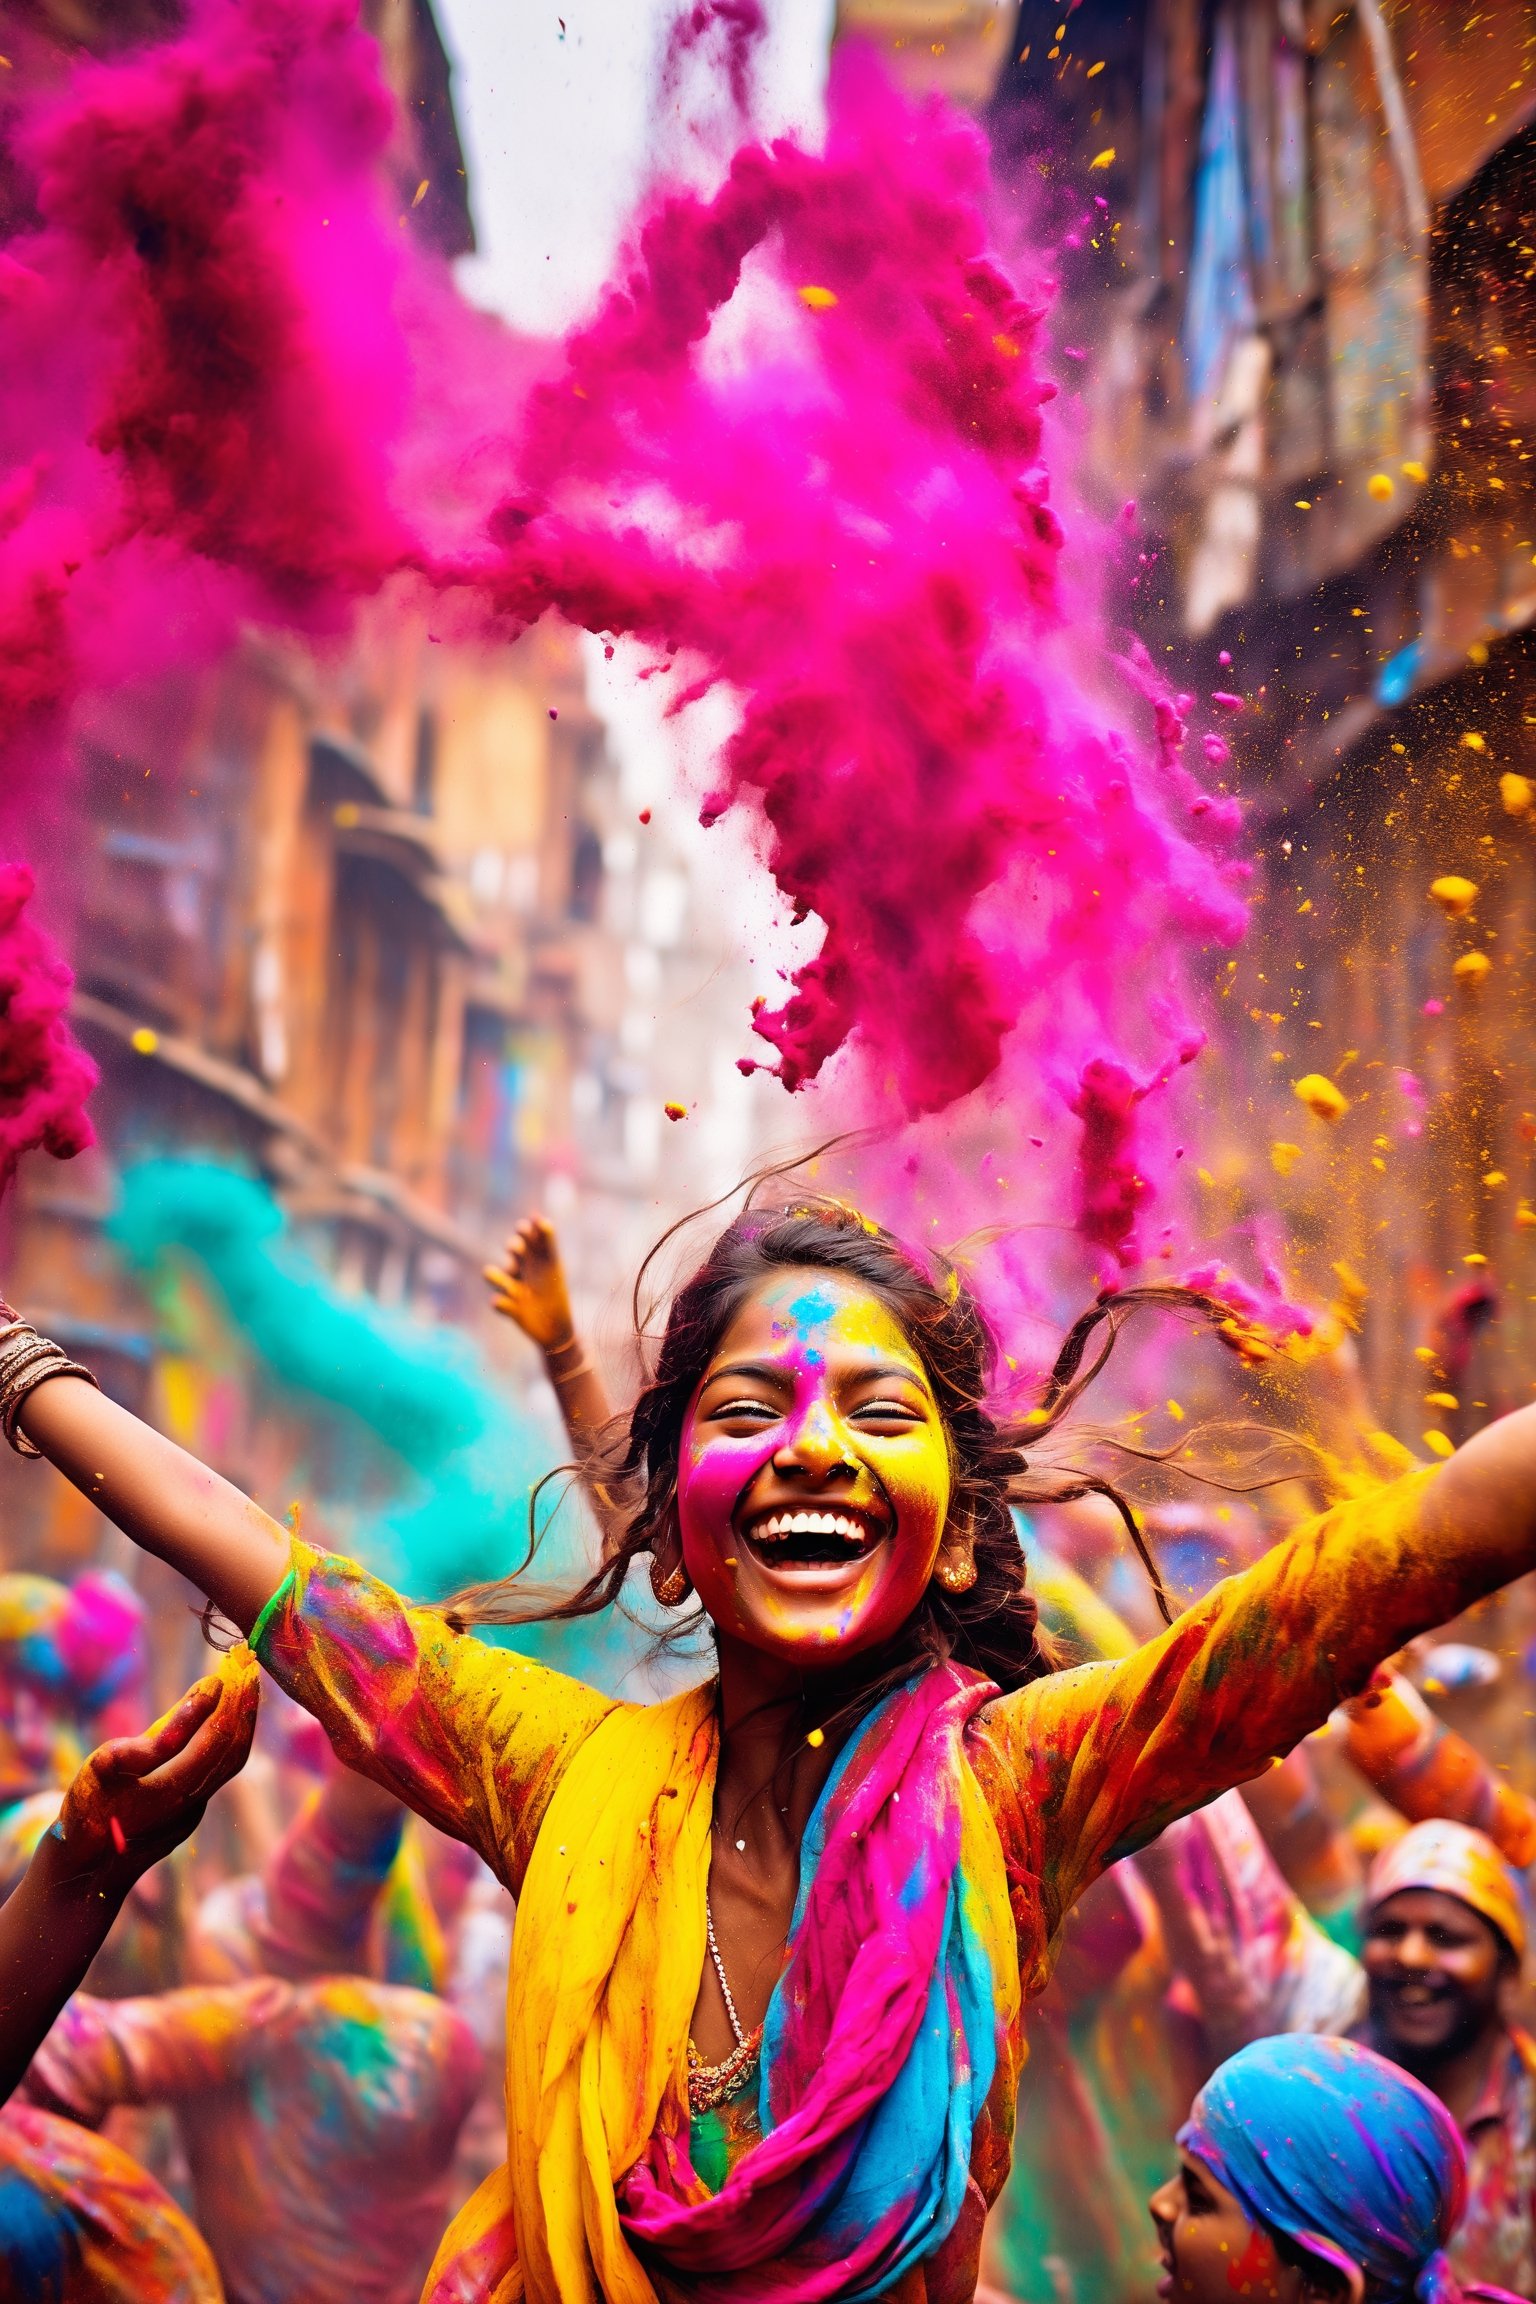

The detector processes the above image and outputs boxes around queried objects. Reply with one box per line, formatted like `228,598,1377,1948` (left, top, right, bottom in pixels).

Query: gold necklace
687,1894,763,2113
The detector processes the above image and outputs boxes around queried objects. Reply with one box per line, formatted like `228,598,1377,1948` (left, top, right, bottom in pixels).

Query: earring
935,1550,977,1594
650,1556,689,1607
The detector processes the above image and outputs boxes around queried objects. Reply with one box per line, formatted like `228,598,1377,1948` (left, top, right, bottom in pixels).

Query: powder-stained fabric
24,1978,481,2304
0,2100,222,2303
253,1465,1481,2304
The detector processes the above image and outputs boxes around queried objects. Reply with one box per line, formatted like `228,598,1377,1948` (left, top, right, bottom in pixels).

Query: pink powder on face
0,5,1257,1301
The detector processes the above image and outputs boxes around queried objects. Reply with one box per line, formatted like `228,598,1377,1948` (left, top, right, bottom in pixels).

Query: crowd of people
3,1197,1536,2303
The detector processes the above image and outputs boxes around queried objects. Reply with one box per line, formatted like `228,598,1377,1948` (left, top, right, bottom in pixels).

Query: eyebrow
700,1360,794,1391
699,1359,928,1392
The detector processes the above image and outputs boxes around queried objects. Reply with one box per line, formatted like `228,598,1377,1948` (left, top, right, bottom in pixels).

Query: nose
1148,2175,1179,2235
1394,1927,1439,1973
773,1394,856,1480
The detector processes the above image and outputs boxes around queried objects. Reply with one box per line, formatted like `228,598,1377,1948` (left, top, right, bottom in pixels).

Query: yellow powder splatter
1293,1074,1348,1121
798,284,838,309
1429,875,1479,915
1422,1431,1455,1458
1453,950,1492,981
1270,1140,1303,1176
1501,772,1534,816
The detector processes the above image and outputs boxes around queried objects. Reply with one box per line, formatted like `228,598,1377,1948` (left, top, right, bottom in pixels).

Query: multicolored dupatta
422,1662,1018,2304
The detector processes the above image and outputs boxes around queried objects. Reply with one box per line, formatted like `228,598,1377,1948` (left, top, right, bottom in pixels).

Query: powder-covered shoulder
252,1537,619,1893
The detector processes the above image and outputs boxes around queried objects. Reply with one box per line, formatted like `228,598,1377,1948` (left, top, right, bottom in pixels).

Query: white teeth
754,1509,871,1543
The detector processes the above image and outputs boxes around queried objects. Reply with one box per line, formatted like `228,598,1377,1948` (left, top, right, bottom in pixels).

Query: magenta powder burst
0,0,1251,1283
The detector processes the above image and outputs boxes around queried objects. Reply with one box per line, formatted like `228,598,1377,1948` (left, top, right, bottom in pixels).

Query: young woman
1150,2033,1522,2304
7,1196,1536,2303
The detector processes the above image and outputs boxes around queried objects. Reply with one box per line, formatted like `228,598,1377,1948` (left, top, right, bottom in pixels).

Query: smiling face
1363,1887,1509,2067
1149,2155,1308,2304
676,1269,953,1665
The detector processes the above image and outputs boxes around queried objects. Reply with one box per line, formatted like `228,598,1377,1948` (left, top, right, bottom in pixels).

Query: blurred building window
570,823,603,923
413,706,437,816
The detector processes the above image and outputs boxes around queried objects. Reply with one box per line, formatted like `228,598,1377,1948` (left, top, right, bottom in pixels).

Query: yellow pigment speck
1429,875,1479,916
1293,1074,1348,1121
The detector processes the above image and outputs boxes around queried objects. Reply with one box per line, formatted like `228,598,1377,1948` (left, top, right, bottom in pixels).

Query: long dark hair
445,1190,1250,1694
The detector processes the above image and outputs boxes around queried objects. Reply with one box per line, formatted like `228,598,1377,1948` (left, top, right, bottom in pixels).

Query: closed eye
707,1395,782,1424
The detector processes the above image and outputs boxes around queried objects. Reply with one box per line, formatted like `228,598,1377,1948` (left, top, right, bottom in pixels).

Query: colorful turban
1366,1820,1527,1965
1180,2034,1523,2303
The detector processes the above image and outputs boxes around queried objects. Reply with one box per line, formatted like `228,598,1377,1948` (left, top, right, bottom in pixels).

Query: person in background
186,1745,447,1993
0,1649,257,2304
484,1211,624,1550
1345,1672,1536,1874
25,1959,483,2304
1151,2033,1522,2304
1357,1819,1536,2298
24,1741,483,2304
0,1566,149,1814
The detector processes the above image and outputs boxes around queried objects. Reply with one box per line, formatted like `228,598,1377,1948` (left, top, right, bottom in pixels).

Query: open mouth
741,1505,889,1572
1384,1979,1451,2012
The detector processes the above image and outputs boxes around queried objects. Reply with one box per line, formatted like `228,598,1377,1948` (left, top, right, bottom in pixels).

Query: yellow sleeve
251,1540,617,1893
994,1468,1468,1927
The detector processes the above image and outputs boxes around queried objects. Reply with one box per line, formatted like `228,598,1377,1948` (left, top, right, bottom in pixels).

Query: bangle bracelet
0,1324,100,1456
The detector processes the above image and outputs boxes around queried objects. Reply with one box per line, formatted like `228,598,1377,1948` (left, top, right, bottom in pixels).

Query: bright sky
433,0,836,336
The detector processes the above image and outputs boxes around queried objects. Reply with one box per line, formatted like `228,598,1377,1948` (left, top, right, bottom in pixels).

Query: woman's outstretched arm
993,1400,1536,1932
10,1347,615,1899
17,1376,290,1632
1421,1397,1536,1572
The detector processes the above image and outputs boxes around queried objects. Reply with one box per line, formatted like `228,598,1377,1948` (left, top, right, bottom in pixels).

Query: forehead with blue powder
775,1282,845,1362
